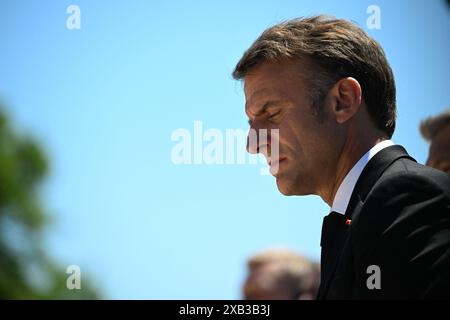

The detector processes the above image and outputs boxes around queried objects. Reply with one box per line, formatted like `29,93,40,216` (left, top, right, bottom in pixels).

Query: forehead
244,88,287,111
243,60,310,109
244,61,300,91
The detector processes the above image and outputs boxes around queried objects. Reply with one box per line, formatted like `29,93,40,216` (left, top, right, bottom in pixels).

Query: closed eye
268,110,282,121
247,110,282,126
269,110,281,117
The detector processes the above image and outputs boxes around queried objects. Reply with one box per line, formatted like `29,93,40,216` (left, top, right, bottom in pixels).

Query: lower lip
269,158,286,175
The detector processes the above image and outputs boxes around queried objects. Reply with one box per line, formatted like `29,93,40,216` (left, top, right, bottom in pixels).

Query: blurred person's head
420,109,450,174
233,16,396,204
243,249,320,300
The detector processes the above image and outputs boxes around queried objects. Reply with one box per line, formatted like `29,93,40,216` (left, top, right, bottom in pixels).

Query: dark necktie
318,211,350,298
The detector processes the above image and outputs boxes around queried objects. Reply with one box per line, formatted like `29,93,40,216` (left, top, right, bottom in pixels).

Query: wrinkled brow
246,99,289,123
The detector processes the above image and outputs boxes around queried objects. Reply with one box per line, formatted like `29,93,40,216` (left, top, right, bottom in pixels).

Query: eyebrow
246,100,287,125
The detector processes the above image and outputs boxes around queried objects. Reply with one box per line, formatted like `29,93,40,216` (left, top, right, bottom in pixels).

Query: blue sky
0,0,449,299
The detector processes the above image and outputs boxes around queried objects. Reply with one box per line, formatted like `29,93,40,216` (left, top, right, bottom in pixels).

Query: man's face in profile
244,60,341,196
426,125,450,174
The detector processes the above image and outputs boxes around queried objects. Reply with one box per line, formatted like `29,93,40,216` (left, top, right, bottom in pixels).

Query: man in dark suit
232,15,450,299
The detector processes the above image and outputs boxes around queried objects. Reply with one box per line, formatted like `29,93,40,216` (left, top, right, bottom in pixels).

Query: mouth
268,157,287,176
268,156,286,165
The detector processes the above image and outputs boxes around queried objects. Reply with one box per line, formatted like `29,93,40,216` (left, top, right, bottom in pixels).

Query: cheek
276,125,299,156
278,116,305,148
278,109,334,157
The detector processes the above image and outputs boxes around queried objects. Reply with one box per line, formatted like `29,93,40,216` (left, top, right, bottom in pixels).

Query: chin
276,175,309,196
276,178,296,196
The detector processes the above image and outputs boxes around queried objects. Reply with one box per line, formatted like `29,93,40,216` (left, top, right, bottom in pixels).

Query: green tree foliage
0,107,100,299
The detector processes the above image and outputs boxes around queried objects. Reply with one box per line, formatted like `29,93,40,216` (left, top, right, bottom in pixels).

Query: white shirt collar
331,140,395,215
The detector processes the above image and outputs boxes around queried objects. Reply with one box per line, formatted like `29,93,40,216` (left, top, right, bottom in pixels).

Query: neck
318,132,388,207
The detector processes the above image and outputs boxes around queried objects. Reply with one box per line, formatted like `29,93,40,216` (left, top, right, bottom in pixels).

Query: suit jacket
317,145,450,299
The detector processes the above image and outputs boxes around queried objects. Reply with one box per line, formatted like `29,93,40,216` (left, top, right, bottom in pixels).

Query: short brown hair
420,109,450,141
233,15,397,138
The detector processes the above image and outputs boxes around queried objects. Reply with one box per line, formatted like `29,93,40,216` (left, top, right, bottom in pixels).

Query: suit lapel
317,145,416,299
345,145,416,221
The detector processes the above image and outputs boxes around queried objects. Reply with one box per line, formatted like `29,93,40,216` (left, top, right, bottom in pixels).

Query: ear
328,77,362,124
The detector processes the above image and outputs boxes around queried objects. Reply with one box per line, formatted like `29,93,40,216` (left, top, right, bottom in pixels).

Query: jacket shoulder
355,158,450,240
349,159,450,298
363,158,450,212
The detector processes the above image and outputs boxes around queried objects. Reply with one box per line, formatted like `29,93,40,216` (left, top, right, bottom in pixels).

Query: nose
246,126,269,155
246,128,258,154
